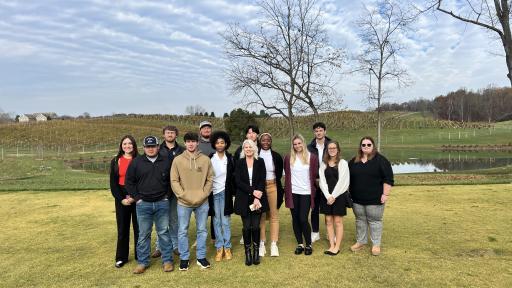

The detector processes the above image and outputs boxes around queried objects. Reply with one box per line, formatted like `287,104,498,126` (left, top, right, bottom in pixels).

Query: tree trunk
496,1,512,86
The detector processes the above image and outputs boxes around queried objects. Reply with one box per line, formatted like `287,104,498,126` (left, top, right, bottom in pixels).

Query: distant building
16,112,57,123
35,113,47,122
18,114,30,123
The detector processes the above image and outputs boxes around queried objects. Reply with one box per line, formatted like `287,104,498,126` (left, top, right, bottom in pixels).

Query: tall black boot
252,228,261,265
243,228,252,266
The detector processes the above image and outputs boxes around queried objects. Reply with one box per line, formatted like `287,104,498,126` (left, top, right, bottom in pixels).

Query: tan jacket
171,150,213,207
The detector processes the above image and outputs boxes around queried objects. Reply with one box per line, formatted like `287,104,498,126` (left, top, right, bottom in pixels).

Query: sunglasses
361,143,372,147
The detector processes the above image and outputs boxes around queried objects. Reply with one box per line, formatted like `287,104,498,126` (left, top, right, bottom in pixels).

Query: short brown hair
162,125,179,135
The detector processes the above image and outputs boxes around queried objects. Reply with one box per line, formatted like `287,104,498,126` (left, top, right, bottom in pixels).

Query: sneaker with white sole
270,242,279,257
311,232,320,243
179,260,190,271
239,237,244,245
259,241,266,257
196,258,211,269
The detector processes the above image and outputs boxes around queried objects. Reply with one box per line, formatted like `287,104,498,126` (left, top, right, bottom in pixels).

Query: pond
385,149,512,174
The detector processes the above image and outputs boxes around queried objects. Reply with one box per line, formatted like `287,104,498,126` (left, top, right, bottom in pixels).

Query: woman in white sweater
318,141,350,255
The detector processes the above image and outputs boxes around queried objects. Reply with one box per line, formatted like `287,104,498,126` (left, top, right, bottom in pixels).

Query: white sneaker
192,240,197,248
311,232,320,243
270,242,279,257
239,237,244,245
259,241,266,257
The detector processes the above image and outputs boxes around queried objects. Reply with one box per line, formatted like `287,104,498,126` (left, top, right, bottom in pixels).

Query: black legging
241,212,261,244
290,193,312,246
311,188,320,232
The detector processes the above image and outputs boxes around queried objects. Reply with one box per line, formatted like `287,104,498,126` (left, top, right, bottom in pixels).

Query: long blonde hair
240,139,259,159
290,134,309,166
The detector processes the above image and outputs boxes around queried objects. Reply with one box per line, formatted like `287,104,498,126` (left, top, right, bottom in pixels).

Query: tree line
380,87,512,122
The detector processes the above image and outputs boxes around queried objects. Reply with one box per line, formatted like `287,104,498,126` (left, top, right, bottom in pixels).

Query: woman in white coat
318,141,350,255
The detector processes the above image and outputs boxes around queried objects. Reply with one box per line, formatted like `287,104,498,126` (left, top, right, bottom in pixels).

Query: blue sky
0,0,508,116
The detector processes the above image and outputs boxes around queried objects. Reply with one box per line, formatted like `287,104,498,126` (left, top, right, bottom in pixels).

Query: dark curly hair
210,130,231,151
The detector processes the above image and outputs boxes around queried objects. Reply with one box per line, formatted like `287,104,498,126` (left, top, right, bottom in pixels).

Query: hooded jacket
171,150,213,207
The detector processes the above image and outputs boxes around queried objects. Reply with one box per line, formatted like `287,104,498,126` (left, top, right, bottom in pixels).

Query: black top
233,157,269,216
159,142,184,163
325,165,338,194
125,154,171,202
109,156,127,202
208,152,236,216
307,136,332,165
348,153,394,205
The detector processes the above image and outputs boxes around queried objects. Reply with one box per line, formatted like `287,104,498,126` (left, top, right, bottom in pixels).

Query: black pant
290,194,312,246
115,200,139,262
310,187,320,232
241,212,261,244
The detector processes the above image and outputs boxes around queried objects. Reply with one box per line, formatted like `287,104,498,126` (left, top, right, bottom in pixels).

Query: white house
18,114,30,123
35,113,48,122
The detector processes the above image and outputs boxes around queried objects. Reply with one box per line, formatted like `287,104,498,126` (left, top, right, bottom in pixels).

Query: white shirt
316,141,325,163
291,154,311,195
248,167,253,186
259,149,275,180
211,153,227,194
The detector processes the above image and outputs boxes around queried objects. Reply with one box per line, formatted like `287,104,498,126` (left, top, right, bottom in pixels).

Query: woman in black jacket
109,135,139,268
234,139,268,266
208,131,236,262
257,132,284,257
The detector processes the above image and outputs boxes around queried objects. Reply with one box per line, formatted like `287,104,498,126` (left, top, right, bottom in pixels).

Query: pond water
386,149,512,174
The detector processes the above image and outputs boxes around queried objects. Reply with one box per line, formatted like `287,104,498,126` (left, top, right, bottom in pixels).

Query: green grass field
1,184,511,287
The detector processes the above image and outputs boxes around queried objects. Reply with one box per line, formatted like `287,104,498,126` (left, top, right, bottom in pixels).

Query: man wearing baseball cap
125,136,174,274
198,120,215,156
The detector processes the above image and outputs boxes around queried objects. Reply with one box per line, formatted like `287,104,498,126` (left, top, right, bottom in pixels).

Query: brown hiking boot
350,243,365,252
371,246,381,256
133,265,146,274
163,262,174,272
224,248,232,260
215,248,224,262
151,249,161,258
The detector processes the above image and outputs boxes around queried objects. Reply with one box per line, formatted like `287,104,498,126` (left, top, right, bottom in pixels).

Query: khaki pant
260,180,279,242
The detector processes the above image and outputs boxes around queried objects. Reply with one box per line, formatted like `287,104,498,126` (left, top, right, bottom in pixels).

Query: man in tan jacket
171,132,213,271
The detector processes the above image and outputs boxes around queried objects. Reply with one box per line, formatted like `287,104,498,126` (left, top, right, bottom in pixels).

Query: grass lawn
1,184,511,287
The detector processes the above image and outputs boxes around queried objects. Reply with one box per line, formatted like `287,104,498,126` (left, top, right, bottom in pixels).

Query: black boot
252,228,261,265
243,229,252,266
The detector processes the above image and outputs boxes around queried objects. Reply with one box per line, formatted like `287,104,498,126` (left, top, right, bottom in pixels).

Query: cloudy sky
0,0,508,116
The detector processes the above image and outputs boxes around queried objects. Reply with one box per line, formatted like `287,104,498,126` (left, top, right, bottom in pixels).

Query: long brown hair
323,141,341,166
290,134,309,166
117,135,139,158
354,136,376,163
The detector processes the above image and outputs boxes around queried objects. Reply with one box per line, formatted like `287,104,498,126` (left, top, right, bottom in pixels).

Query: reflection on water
391,157,512,174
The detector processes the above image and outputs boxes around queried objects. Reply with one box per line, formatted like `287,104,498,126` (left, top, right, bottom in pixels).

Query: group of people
109,121,394,274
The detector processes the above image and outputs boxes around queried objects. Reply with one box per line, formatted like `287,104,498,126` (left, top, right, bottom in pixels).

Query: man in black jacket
125,136,174,274
307,122,331,243
153,126,184,258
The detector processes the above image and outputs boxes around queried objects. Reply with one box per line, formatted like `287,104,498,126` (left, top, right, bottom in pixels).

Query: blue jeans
177,201,209,260
213,191,231,249
155,194,179,251
136,199,173,266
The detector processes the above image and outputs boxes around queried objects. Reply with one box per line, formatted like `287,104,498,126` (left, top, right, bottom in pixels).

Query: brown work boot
350,243,365,252
371,246,381,256
133,265,146,274
163,262,174,272
215,248,224,262
224,248,232,260
151,249,161,258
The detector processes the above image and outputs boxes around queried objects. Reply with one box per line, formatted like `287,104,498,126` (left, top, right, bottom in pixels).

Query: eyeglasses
361,143,372,147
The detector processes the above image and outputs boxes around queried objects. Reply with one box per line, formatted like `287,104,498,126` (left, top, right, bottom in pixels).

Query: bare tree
185,105,207,116
356,0,415,151
223,0,343,138
425,1,512,87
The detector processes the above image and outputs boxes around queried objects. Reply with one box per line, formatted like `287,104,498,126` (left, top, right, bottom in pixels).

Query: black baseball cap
143,136,158,147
